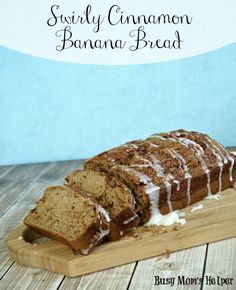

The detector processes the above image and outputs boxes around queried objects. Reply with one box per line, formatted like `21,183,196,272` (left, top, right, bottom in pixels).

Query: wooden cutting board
7,186,236,277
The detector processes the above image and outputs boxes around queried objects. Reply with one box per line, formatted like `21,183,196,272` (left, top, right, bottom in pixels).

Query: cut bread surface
24,186,110,254
65,170,140,240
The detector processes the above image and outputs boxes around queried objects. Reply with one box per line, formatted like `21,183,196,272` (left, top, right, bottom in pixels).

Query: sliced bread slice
24,186,110,255
65,170,140,240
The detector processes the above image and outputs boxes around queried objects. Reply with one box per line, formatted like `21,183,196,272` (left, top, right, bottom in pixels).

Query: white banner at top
0,0,236,64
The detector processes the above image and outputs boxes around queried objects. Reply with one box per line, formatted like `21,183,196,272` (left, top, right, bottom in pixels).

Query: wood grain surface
0,152,236,289
7,187,236,278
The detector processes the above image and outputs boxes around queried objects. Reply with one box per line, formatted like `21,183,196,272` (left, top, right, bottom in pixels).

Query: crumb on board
139,222,183,236
173,224,181,231
133,228,142,240
72,249,79,255
125,227,142,240
163,249,171,259
143,225,160,235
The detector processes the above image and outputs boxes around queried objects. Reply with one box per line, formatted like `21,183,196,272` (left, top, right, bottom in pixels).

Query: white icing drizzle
149,154,178,212
109,132,234,227
191,132,234,183
146,141,159,148
122,167,162,222
167,148,192,204
178,211,186,218
175,132,224,195
128,143,139,149
173,180,180,191
190,204,203,212
197,135,224,193
120,142,182,212
176,137,212,197
151,134,177,143
121,166,186,227
177,132,234,194
204,135,228,164
129,154,176,212
123,215,138,225
165,181,173,212
149,136,192,204
217,142,235,182
81,243,94,255
98,205,111,224
95,206,110,244
120,143,139,150
81,205,110,255
205,194,221,200
145,211,186,227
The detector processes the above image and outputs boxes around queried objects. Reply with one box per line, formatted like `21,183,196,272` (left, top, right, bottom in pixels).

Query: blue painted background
0,43,236,165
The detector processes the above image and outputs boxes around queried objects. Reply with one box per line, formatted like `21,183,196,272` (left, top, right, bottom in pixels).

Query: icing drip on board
205,193,221,200
190,204,203,212
146,211,186,227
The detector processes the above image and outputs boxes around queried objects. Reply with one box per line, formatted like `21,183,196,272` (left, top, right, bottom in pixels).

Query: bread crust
84,130,236,224
108,207,140,240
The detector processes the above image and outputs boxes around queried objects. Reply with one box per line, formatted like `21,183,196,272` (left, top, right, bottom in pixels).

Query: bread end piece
24,186,110,255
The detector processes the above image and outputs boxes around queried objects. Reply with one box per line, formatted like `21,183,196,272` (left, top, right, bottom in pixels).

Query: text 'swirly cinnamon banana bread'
24,186,110,254
84,129,236,225
65,170,140,240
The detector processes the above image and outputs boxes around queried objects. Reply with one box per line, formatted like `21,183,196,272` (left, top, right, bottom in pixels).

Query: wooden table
1,150,236,290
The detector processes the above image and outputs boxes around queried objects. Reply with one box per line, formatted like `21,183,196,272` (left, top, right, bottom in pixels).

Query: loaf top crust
85,129,235,188
84,129,236,224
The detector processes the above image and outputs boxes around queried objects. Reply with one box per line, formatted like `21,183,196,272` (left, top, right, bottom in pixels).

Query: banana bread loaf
84,129,236,225
24,186,110,254
65,170,140,240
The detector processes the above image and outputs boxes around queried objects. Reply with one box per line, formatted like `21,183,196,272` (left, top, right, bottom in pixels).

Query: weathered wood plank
227,147,236,152
0,159,135,289
58,263,136,290
0,163,49,217
0,165,14,179
0,161,81,287
1,156,235,289
202,238,236,290
6,188,236,278
0,264,63,290
37,160,83,183
128,246,206,290
0,160,83,219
